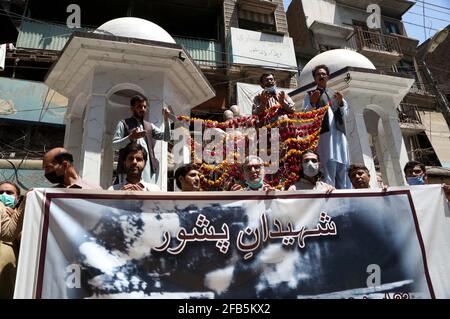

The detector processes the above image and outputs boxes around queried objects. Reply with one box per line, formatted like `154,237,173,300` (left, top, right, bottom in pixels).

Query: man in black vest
112,95,171,184
303,64,351,189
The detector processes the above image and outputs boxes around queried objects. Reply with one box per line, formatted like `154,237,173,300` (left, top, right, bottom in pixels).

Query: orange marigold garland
176,104,328,190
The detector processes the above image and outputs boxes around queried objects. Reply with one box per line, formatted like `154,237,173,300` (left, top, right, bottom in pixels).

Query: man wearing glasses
231,156,275,191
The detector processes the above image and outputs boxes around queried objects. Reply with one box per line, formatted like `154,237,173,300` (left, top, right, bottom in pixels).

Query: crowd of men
1,65,450,298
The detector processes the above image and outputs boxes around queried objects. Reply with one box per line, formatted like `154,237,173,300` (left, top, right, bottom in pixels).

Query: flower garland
176,104,328,190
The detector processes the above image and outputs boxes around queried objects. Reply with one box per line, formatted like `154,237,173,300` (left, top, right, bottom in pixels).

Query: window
238,9,276,32
396,59,415,76
384,21,401,35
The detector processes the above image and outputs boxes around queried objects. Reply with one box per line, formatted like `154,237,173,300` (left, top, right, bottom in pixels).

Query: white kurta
108,179,161,191
303,89,351,189
112,119,170,184
303,91,349,165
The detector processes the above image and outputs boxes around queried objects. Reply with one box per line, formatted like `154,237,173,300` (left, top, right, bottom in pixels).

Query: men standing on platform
303,64,351,189
252,73,295,117
112,95,171,184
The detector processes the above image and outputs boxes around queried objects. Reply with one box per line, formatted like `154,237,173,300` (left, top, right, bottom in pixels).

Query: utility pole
420,60,450,130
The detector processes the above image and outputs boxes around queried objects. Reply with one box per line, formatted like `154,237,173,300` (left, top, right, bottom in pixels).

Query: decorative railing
16,21,223,67
398,103,423,125
346,27,402,55
173,36,222,67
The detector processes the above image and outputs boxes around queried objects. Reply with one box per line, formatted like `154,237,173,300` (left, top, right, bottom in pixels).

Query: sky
282,0,450,44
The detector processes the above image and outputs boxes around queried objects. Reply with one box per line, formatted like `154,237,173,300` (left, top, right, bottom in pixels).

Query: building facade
286,0,450,169
0,0,298,188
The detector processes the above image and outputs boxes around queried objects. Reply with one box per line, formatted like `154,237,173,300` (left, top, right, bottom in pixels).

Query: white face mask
302,160,319,177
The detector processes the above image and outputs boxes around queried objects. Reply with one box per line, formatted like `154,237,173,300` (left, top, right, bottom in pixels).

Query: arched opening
363,105,398,187
102,85,147,188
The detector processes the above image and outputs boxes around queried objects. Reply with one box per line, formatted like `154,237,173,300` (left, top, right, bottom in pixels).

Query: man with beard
109,143,161,191
252,73,295,118
42,147,102,189
112,94,172,184
303,64,351,189
174,164,201,191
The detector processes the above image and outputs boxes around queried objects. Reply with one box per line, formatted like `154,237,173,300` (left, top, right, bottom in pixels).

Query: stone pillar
380,115,409,186
80,94,106,185
148,96,167,191
101,132,114,189
403,134,412,161
346,110,378,188
64,115,84,173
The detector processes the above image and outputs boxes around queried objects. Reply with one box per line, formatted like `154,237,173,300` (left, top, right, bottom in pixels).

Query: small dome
94,17,176,44
298,49,376,88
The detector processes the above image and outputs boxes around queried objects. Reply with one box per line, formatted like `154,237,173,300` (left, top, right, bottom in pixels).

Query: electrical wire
406,10,450,23
414,0,450,12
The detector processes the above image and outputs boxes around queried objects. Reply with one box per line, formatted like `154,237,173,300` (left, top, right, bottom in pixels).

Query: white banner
14,185,450,298
236,82,294,115
229,27,297,70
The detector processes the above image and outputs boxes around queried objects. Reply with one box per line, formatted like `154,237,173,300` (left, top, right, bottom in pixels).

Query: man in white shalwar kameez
303,64,351,189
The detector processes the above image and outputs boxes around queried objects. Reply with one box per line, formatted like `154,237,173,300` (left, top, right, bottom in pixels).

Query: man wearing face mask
231,156,275,192
404,161,450,202
288,151,335,194
403,161,427,186
252,73,295,118
303,64,351,190
42,147,102,189
0,181,23,298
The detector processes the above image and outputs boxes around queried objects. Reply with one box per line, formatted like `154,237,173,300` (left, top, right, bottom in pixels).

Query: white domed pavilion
95,17,176,44
290,49,415,187
45,18,214,190
298,49,376,88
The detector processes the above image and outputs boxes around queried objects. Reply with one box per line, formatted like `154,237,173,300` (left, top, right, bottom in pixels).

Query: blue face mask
264,86,277,95
246,179,263,190
407,175,425,186
0,193,16,208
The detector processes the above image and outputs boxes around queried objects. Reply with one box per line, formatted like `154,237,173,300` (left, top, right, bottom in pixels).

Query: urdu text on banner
14,185,450,298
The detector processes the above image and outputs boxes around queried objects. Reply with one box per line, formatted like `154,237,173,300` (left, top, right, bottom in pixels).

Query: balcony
398,102,426,134
173,36,223,67
395,34,419,56
237,0,278,14
335,0,415,18
16,20,223,67
346,27,403,67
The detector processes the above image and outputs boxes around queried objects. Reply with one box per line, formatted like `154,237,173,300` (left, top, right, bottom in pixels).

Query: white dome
298,49,376,88
94,17,176,44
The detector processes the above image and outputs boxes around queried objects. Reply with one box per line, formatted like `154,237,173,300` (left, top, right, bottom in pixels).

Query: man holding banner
109,143,161,191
